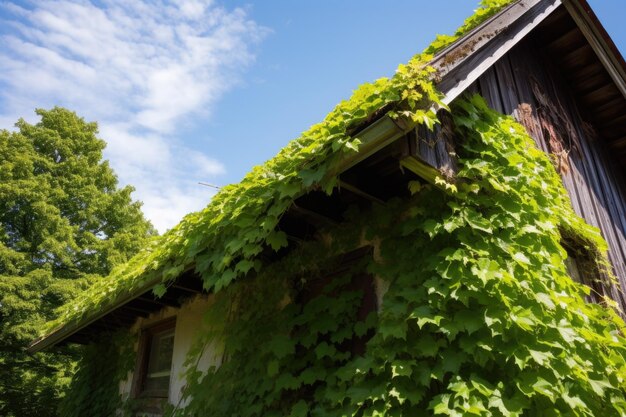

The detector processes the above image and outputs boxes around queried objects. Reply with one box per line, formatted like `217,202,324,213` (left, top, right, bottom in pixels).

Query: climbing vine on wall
58,332,135,417
159,95,626,417
43,0,516,334
51,0,626,416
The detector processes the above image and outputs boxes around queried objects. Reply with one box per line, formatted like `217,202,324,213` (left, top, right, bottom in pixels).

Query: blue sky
0,0,623,232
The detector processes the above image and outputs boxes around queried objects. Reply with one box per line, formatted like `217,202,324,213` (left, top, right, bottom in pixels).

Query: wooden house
29,0,626,415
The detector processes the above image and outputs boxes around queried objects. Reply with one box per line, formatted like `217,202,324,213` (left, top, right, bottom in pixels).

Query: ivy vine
154,95,626,416
58,332,135,417
42,0,515,334
52,0,626,416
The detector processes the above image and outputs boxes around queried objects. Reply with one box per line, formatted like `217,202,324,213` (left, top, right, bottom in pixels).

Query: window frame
131,317,177,400
562,239,605,305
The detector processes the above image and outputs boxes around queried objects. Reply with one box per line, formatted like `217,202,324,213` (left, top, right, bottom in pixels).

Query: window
563,244,605,305
564,253,582,283
132,318,176,399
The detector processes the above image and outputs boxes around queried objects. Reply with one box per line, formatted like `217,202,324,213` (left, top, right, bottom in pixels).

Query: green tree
0,108,156,417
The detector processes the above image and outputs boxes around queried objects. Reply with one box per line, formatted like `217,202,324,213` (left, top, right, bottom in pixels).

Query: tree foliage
0,108,154,277
0,108,155,417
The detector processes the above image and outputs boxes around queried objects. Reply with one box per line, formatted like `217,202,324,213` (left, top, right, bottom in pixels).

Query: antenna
198,182,221,190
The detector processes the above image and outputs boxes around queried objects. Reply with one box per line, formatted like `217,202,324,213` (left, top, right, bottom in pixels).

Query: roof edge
434,0,562,104
27,115,412,354
27,274,163,353
430,0,524,62
562,0,626,100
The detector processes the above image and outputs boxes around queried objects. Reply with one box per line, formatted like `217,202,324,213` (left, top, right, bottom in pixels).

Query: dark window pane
143,329,175,397
565,255,582,283
147,331,174,375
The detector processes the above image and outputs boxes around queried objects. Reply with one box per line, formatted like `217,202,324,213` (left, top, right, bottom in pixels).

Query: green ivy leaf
267,335,295,359
289,400,309,417
266,231,288,251
512,252,531,265
153,283,167,298
299,168,325,187
267,360,279,377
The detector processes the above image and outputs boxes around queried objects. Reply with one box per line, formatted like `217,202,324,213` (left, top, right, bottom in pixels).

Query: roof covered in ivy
29,0,624,353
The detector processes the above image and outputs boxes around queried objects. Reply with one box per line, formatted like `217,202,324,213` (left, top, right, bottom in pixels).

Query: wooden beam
562,0,626,101
560,44,595,69
579,83,618,105
400,156,444,186
433,0,537,74
589,97,626,123
436,0,562,105
106,311,138,323
337,180,386,205
546,26,583,50
101,317,134,329
331,115,409,177
276,209,318,243
171,284,202,294
568,61,607,86
137,296,171,307
290,203,339,227
118,305,152,317
174,273,204,293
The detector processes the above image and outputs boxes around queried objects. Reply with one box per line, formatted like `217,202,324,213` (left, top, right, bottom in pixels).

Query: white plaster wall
119,294,222,409
169,295,222,406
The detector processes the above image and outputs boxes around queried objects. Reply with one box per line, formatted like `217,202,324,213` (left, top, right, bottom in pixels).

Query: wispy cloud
0,0,267,232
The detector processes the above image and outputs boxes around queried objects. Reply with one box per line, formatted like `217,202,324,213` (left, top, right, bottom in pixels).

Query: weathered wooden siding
410,112,459,181
470,36,626,309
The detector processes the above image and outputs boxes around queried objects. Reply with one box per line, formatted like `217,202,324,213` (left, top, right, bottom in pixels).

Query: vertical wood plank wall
470,37,626,309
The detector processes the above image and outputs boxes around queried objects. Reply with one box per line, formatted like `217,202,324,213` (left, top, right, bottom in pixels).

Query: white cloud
0,0,266,232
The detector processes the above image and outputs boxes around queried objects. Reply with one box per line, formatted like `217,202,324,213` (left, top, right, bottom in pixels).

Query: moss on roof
39,0,516,338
